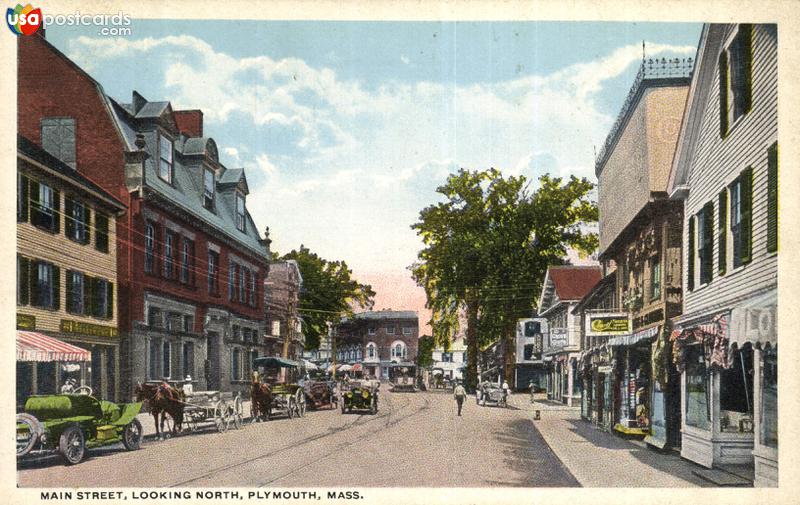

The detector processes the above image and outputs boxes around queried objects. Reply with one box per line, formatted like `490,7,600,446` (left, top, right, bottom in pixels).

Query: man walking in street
454,382,466,416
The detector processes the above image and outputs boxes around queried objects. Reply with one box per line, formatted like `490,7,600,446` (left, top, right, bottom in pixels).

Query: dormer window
159,134,173,183
204,168,215,210
236,193,246,232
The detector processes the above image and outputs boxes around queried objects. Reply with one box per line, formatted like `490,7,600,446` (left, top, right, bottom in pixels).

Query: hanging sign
586,313,631,336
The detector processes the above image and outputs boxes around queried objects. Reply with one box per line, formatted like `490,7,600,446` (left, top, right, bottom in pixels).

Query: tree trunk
503,322,516,388
465,293,479,393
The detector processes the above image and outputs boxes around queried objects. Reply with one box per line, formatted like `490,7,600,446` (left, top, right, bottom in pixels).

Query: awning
351,363,363,372
302,360,319,370
339,364,353,372
253,356,301,369
729,288,776,347
607,325,659,347
17,331,90,362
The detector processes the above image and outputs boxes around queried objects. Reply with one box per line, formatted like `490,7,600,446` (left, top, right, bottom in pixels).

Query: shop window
760,348,777,448
719,344,754,433
685,346,710,430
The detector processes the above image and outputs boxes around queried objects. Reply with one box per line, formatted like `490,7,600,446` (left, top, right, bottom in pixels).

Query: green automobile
341,381,379,415
16,392,144,465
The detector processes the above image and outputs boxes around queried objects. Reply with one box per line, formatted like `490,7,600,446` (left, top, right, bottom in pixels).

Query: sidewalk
508,394,716,487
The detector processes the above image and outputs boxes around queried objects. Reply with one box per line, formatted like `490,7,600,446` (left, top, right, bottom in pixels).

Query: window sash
181,240,190,283
204,169,214,208
239,268,246,302
145,223,155,273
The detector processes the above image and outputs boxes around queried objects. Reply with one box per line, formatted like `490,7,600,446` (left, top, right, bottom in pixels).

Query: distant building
514,318,549,392
265,260,303,359
431,335,467,383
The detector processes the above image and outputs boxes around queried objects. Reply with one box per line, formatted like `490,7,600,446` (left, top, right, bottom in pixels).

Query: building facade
431,335,467,383
667,24,777,485
514,318,549,392
265,260,304,360
537,266,601,406
17,136,126,406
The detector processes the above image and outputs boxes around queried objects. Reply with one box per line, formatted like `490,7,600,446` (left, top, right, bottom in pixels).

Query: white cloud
400,55,410,65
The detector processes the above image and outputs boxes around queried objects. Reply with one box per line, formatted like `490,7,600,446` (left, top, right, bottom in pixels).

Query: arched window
391,340,407,360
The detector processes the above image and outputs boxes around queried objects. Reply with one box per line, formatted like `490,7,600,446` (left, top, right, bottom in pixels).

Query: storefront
579,345,615,431
646,323,682,450
608,326,659,436
672,291,776,480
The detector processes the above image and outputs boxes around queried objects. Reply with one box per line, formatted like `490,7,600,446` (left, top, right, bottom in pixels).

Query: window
65,198,89,244
767,142,778,253
228,263,236,301
685,346,710,430
159,134,173,183
182,315,194,333
718,189,728,275
144,222,155,273
719,345,754,433
166,312,181,332
391,342,406,359
164,231,176,279
442,352,451,363
761,348,777,448
367,343,376,359
148,307,162,328
239,267,246,303
719,25,753,137
272,320,281,337
92,278,112,319
181,239,193,284
697,202,714,285
523,344,534,360
207,251,219,294
182,342,194,379
232,349,241,381
32,261,59,310
41,117,76,168
386,326,395,335
236,193,246,232
650,256,661,301
730,168,753,267
95,212,109,253
162,341,171,378
524,321,541,337
31,181,59,233
66,270,84,315
402,327,413,336
368,327,376,335
233,325,241,341
249,272,256,307
203,168,215,210
148,340,159,379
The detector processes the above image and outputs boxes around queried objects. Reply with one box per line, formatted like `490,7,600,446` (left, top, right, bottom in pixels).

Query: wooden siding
17,169,119,335
683,24,777,316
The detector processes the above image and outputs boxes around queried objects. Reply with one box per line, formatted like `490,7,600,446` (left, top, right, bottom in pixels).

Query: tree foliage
281,246,375,350
416,335,435,368
411,169,597,388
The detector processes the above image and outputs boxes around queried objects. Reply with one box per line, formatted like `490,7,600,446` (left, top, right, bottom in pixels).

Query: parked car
16,391,143,465
341,381,379,414
476,381,508,408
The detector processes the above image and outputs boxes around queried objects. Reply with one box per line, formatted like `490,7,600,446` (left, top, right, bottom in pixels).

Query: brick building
18,33,270,398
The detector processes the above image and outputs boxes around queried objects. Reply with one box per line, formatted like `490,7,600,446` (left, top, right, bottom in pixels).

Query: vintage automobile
476,381,508,408
16,391,144,465
303,379,338,410
341,380,379,414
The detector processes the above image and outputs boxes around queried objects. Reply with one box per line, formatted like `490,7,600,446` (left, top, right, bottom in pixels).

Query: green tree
411,169,597,389
281,246,375,351
416,335,435,368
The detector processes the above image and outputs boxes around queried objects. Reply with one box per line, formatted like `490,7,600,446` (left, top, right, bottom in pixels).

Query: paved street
18,389,719,488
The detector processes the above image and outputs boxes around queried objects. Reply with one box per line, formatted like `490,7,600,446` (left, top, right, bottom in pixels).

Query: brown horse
250,373,272,422
134,381,186,439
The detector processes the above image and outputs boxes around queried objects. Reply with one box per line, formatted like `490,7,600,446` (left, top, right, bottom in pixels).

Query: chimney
174,110,204,137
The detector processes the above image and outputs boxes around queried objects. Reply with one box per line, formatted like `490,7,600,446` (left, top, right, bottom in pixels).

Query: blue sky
45,20,701,283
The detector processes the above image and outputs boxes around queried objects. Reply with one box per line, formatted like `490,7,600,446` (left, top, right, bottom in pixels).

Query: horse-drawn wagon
389,363,418,392
250,357,307,421
16,387,143,465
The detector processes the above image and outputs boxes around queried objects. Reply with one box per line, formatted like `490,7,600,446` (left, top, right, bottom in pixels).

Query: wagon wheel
59,424,86,465
160,413,175,438
286,396,295,419
232,394,244,430
122,418,143,450
214,400,230,432
16,413,42,457
295,390,306,417
184,409,199,432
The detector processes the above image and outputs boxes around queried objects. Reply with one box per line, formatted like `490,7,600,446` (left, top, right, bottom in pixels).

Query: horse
250,373,272,422
134,381,186,439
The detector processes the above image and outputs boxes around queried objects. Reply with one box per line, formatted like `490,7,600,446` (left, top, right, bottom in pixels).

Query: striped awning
16,331,90,362
351,363,363,372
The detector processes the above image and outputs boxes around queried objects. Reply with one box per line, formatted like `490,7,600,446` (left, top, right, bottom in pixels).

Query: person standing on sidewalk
454,382,466,416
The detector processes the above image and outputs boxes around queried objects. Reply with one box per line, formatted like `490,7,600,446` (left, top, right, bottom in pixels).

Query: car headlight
346,392,352,398
362,391,369,398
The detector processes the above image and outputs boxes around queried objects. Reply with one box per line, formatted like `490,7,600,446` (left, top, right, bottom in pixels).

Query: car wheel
122,418,143,451
480,396,486,407
59,424,86,465
16,413,42,457
341,401,346,414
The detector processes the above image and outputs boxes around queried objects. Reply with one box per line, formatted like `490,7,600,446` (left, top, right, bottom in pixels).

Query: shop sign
60,319,118,338
548,328,568,348
586,313,631,336
17,313,36,330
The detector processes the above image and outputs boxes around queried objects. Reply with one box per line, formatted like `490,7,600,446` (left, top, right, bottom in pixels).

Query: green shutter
19,174,29,222
66,270,74,314
767,142,778,253
719,50,729,138
29,261,39,306
64,198,75,239
702,202,714,285
52,189,61,234
688,217,695,291
83,205,91,245
718,190,727,274
741,24,754,113
18,256,29,306
84,275,93,316
741,166,754,264
106,281,114,319
52,265,60,310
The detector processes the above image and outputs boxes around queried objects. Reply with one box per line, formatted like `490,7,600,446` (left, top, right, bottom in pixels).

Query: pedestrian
529,380,536,403
453,382,466,416
502,380,510,406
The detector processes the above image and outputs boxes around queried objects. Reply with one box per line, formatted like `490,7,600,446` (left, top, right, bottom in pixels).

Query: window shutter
741,24,753,113
64,198,75,239
719,50,729,138
767,142,778,253
52,265,60,310
66,270,74,314
106,281,114,319
29,180,41,226
687,217,695,291
29,261,40,306
718,190,727,274
84,275,94,316
741,166,753,264
52,189,61,234
19,256,29,305
83,205,91,245
19,174,29,222
703,202,714,284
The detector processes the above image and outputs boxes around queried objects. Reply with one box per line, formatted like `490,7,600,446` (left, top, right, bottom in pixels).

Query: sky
45,20,702,333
